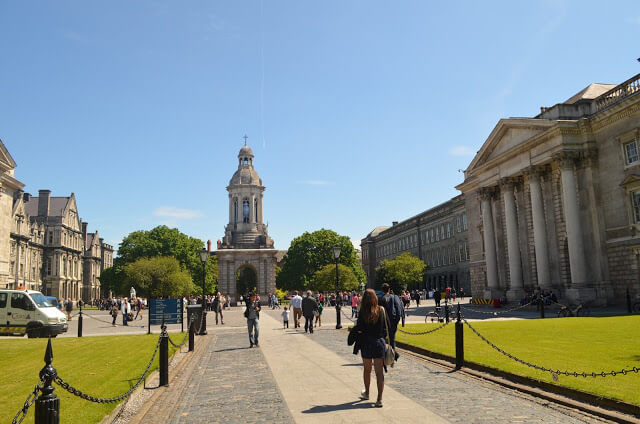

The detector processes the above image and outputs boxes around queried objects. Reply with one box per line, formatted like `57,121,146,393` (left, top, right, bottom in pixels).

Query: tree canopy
123,256,193,298
375,252,426,293
276,229,365,291
312,263,359,292
100,225,217,297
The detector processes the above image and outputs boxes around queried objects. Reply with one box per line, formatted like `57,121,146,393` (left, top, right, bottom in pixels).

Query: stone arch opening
236,264,258,296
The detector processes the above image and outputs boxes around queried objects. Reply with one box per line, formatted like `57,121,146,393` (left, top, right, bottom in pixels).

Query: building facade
0,139,114,301
456,72,640,305
361,195,470,293
216,143,278,304
83,224,114,301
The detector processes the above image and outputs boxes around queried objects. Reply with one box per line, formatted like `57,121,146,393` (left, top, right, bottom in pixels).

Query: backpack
384,294,400,323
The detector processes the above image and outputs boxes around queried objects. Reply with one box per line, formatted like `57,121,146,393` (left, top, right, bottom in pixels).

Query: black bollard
455,304,464,370
188,319,194,352
159,321,169,387
35,338,60,424
540,298,545,319
444,300,450,323
77,303,83,338
627,288,632,314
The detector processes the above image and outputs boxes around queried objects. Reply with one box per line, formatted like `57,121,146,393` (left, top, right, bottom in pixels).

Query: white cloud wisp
153,207,203,220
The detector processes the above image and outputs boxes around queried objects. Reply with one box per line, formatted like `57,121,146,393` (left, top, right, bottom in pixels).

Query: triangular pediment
12,197,26,218
466,119,554,172
620,174,640,187
0,139,17,171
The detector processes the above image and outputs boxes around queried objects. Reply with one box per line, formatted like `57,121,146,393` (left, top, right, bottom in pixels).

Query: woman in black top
356,289,387,407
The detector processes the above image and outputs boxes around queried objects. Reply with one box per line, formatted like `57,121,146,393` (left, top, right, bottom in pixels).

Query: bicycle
557,303,591,317
425,304,452,323
632,298,640,314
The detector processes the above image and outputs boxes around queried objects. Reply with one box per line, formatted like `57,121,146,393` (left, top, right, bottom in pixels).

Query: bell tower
217,138,277,305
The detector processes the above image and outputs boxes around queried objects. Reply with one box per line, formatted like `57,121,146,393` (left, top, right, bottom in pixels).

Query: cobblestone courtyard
121,306,614,424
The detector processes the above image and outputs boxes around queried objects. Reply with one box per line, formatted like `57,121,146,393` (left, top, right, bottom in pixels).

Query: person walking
433,289,441,308
352,289,387,407
245,293,261,347
290,291,303,328
379,283,403,356
282,306,290,328
351,292,360,318
315,301,323,327
213,292,224,325
301,290,318,334
65,298,73,321
110,302,119,326
121,298,130,326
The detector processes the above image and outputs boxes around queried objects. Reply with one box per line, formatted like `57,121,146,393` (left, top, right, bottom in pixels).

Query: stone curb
396,341,640,424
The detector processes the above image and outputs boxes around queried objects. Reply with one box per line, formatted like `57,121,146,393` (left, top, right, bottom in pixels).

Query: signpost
148,298,183,334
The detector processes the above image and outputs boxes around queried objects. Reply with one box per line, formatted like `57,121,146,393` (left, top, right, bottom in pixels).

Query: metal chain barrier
54,336,162,403
11,380,44,424
460,300,536,315
397,320,450,335
461,315,640,379
167,319,192,348
341,307,356,324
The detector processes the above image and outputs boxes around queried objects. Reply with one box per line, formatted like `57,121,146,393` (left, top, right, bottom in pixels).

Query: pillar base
483,288,504,300
564,287,597,305
506,288,525,302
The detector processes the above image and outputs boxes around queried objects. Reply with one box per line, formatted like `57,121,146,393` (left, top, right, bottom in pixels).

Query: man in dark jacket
301,290,318,334
378,283,404,354
433,289,441,308
245,293,261,347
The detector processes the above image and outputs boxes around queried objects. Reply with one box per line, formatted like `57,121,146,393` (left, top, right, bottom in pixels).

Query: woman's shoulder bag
380,307,395,367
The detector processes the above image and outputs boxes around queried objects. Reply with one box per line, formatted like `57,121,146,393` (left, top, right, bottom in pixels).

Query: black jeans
304,315,314,333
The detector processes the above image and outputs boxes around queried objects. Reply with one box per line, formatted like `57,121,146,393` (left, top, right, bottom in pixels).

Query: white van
0,289,68,338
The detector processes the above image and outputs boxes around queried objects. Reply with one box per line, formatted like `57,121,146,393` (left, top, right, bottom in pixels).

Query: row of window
375,213,468,259
424,241,470,268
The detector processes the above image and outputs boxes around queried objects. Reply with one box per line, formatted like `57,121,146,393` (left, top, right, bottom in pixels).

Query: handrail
594,73,640,112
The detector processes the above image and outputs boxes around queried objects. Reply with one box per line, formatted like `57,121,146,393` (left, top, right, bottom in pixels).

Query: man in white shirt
121,298,130,326
290,291,303,328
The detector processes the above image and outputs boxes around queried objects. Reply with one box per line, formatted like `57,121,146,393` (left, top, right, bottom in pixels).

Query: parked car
0,289,68,338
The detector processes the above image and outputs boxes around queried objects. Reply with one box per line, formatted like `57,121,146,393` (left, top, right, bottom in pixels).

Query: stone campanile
217,141,277,305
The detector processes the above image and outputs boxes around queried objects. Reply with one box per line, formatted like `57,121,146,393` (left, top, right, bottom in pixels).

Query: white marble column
557,153,588,286
527,167,551,289
480,188,499,293
501,178,524,300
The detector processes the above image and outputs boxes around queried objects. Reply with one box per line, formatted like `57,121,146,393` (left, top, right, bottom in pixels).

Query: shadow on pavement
214,347,251,352
302,400,372,413
341,363,362,367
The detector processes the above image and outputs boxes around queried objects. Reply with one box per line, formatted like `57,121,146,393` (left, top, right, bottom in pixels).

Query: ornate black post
444,298,450,323
159,317,169,387
198,248,208,335
35,338,60,424
77,300,83,338
332,245,342,330
539,296,545,319
188,317,195,352
455,304,464,370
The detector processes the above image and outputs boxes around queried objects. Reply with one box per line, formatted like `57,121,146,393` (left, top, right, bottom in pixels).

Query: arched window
243,157,248,166
234,200,238,223
243,200,250,223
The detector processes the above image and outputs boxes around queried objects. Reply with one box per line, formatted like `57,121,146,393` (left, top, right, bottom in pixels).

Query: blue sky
1,1,638,252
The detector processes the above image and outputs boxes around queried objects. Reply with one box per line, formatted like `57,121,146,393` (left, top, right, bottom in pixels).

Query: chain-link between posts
11,380,44,424
461,315,640,379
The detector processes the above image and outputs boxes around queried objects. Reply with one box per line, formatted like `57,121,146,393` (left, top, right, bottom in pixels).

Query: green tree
101,225,218,297
375,252,426,293
312,263,359,292
276,229,364,291
123,256,194,298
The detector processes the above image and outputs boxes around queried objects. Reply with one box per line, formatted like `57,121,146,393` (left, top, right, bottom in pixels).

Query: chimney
38,190,51,216
207,239,211,252
392,221,398,226
82,222,88,241
23,192,31,202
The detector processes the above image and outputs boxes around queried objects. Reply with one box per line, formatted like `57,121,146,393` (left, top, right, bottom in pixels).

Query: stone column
479,187,500,297
249,194,255,224
228,195,233,223
259,194,264,224
501,178,524,300
555,153,588,288
526,167,551,289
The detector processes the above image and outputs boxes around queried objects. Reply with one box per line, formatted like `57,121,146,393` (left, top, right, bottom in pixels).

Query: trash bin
187,304,203,327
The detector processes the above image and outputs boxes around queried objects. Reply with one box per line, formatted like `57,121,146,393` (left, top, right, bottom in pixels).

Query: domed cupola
229,144,262,186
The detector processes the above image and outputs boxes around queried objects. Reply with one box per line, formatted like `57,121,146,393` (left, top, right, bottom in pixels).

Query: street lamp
198,248,209,335
332,245,342,329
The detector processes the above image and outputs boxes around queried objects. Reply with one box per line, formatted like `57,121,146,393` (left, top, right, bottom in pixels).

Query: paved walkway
127,308,608,424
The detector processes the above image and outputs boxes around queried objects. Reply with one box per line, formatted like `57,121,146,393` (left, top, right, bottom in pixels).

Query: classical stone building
0,138,114,301
216,143,278,304
456,72,640,305
83,224,114,301
361,195,470,293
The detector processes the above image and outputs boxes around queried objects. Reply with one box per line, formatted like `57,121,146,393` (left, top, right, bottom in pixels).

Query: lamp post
198,248,208,335
332,245,342,329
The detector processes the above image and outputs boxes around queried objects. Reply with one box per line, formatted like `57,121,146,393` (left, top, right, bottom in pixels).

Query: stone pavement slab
258,312,450,424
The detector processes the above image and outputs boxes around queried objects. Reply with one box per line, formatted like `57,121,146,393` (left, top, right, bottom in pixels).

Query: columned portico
501,178,524,300
479,187,501,297
526,167,551,289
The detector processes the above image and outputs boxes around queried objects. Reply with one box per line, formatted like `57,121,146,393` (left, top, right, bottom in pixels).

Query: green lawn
398,316,640,406
0,333,182,424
